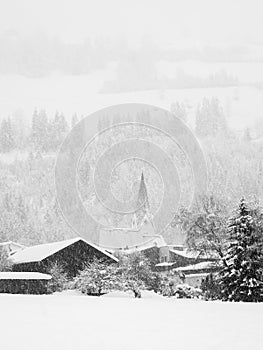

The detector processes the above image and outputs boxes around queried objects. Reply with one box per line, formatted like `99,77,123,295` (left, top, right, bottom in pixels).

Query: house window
161,256,168,263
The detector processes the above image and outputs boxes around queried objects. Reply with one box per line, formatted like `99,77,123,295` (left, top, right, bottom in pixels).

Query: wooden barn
10,237,118,278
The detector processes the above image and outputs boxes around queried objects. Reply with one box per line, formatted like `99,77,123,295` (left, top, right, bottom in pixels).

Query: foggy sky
0,0,263,129
0,0,262,47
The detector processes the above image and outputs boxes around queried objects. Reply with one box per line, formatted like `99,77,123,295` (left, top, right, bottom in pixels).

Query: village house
0,272,52,294
4,173,218,287
10,237,118,277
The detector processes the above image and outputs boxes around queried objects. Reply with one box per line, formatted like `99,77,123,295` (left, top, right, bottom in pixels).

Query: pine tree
219,199,263,302
49,112,69,150
195,98,227,138
31,109,49,152
170,102,187,123
16,194,27,223
243,128,252,142
3,193,12,212
0,117,15,153
71,113,79,128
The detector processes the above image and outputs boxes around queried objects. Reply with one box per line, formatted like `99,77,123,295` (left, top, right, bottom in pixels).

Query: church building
7,172,217,283
98,172,170,263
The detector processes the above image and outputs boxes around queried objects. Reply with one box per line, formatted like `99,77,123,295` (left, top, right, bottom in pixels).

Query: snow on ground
1,292,262,350
1,66,263,131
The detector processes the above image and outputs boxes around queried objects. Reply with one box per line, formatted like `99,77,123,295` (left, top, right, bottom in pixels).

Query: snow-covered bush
73,259,121,296
173,284,203,299
117,252,165,297
73,253,165,298
46,261,68,293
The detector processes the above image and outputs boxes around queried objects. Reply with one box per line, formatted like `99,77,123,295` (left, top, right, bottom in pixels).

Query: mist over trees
0,31,243,92
195,98,227,138
0,100,263,248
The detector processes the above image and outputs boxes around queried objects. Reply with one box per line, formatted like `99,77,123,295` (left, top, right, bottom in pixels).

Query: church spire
134,172,150,227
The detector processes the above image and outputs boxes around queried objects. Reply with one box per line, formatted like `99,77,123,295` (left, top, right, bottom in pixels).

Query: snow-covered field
1,291,262,350
1,62,263,131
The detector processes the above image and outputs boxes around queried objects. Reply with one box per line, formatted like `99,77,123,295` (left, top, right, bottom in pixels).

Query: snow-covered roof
170,248,218,260
176,261,220,272
99,221,167,252
185,273,210,278
0,272,52,280
0,241,25,248
155,262,175,267
9,237,118,265
169,248,200,259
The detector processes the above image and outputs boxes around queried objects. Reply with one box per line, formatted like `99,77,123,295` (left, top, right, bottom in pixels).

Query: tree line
0,110,79,153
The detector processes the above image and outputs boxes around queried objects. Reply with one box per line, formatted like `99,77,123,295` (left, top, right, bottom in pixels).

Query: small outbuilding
0,272,52,294
175,261,222,288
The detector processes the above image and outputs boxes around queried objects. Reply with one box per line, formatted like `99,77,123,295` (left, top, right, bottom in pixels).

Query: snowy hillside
1,62,263,131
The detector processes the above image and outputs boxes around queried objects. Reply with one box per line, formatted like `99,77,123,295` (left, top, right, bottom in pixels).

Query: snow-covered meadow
1,62,263,132
1,291,262,350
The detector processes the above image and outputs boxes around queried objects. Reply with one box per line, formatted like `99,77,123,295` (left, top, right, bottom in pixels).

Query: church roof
99,221,167,252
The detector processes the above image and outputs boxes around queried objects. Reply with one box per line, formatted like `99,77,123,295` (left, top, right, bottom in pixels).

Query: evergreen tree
71,113,79,128
49,112,69,150
195,98,227,138
170,102,187,123
243,128,252,142
3,192,12,212
0,117,15,153
11,109,27,149
31,109,49,152
16,194,27,223
219,199,263,302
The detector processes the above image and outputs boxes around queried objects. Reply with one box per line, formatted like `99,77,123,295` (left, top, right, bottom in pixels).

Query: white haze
0,0,263,129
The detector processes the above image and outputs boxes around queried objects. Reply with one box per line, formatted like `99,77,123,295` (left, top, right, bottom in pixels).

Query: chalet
10,237,118,277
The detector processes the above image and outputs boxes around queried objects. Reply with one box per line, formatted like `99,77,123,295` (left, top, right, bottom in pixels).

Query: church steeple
134,172,151,227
